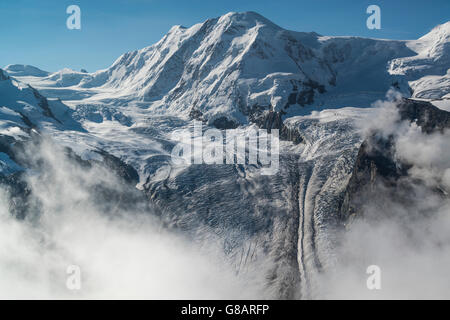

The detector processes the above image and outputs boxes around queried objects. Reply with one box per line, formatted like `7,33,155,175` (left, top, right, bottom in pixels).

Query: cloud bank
318,93,450,299
0,138,264,299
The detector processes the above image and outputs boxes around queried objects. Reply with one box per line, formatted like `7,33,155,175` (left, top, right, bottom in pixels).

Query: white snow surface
0,12,449,298
8,12,449,125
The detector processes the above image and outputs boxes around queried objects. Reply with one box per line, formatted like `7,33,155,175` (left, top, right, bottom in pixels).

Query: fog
317,93,450,299
0,139,263,299
1,93,449,299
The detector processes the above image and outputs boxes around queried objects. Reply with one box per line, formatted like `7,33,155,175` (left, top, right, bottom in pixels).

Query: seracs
170,121,279,175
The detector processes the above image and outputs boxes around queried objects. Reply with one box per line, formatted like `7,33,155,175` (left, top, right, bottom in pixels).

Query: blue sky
1,0,448,72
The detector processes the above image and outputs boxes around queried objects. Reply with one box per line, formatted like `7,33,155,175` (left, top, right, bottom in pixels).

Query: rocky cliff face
0,12,449,299
340,98,450,222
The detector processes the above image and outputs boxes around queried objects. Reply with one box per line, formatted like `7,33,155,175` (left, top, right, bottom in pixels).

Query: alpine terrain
1,12,449,299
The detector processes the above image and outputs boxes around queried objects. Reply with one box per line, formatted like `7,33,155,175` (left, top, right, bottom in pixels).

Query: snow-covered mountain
0,12,449,299
0,68,82,137
389,21,450,99
4,64,50,77
9,12,449,127
389,22,450,78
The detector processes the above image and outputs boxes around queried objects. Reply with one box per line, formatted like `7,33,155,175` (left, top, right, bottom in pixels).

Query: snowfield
0,12,449,299
9,13,449,122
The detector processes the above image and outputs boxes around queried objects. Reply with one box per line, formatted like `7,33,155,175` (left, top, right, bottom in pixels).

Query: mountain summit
7,12,450,127
0,12,450,300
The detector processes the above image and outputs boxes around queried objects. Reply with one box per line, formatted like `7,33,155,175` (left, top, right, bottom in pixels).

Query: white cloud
319,94,450,299
0,138,264,299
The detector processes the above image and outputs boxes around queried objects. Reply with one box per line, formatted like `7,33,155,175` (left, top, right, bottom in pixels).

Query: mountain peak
18,12,449,123
168,24,187,34
217,11,283,30
420,21,450,41
411,20,450,61
4,64,50,77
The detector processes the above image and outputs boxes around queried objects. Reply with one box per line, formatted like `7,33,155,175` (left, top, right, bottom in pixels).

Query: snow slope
0,69,83,135
0,12,449,299
4,64,50,77
389,21,450,99
10,13,449,126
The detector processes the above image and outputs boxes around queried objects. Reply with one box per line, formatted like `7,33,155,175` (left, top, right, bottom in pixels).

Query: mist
0,138,264,299
317,93,450,299
1,94,449,299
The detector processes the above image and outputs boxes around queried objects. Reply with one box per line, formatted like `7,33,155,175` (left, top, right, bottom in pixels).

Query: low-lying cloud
0,138,263,299
2,93,449,299
317,93,450,299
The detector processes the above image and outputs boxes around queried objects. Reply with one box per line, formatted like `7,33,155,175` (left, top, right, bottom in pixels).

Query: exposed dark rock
28,85,61,123
212,116,239,129
18,112,36,131
253,110,284,133
0,172,32,220
93,149,140,185
0,134,144,220
253,110,303,144
0,134,17,157
0,69,10,81
340,99,450,222
188,108,204,121
339,136,405,221
397,98,450,133
284,79,326,108
0,135,32,219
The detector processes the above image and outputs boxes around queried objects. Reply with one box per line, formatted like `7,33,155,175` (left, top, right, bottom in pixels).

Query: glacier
0,11,449,299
